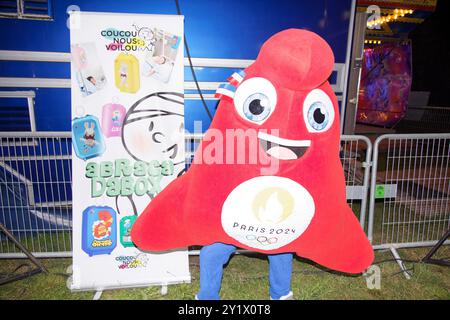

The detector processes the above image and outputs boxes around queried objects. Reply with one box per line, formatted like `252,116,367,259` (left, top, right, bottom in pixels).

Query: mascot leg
268,253,294,300
196,242,236,300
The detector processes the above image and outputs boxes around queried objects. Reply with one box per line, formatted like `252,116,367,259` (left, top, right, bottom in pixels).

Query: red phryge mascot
132,29,374,274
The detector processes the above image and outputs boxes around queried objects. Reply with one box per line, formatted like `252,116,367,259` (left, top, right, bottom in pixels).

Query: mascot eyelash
214,70,247,101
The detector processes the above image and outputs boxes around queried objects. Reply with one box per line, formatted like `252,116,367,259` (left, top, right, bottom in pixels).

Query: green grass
1,246,449,300
0,197,448,300
0,231,72,255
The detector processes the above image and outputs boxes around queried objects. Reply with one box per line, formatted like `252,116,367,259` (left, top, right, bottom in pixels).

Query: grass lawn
0,192,448,300
0,246,449,300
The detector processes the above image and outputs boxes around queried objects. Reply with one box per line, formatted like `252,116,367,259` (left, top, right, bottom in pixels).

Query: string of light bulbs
367,8,414,28
365,39,382,45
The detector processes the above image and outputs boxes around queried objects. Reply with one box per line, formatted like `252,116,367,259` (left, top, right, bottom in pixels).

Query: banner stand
69,11,190,294
71,282,169,300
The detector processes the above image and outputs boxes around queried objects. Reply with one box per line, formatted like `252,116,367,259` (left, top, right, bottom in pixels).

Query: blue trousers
197,242,293,300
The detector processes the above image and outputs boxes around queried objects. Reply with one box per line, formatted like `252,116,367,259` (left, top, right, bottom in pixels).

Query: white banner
69,12,190,291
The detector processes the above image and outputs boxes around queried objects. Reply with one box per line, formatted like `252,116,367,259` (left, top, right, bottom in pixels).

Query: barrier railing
2,131,449,282
367,133,450,278
368,133,450,250
0,132,373,258
340,134,372,229
0,132,72,258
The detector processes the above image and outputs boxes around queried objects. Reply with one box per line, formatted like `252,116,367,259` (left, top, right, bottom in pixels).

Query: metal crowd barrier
0,132,72,258
2,132,449,261
368,133,450,252
340,135,372,229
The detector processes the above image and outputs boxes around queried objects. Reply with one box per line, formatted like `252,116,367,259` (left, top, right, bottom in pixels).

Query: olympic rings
246,234,278,245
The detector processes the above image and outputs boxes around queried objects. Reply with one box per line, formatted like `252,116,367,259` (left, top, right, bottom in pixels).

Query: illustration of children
142,55,173,83
72,43,107,97
85,76,98,94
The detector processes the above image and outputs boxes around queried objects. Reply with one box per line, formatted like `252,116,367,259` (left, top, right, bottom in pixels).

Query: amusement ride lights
367,8,414,28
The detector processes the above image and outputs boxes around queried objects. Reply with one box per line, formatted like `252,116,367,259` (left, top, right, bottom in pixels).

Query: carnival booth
355,0,437,129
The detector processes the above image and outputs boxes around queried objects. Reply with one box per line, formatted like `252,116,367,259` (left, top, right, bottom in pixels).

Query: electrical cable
373,257,420,264
371,257,421,278
174,0,214,121
0,263,32,280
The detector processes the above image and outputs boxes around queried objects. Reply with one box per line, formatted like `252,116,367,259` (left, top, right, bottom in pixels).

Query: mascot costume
131,29,374,274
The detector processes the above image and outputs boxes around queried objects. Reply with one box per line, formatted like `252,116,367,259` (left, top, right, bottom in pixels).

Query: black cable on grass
373,258,421,264
174,0,214,121
0,263,32,280
371,257,422,278
387,267,415,278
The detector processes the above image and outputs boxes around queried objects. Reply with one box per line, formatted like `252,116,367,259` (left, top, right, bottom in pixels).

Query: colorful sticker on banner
116,252,149,269
72,115,106,160
82,206,117,256
115,53,140,93
120,215,138,248
102,103,126,138
71,43,107,97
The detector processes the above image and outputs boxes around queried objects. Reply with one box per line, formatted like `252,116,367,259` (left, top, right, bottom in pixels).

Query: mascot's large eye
234,77,277,124
307,102,328,131
243,93,271,122
303,89,335,133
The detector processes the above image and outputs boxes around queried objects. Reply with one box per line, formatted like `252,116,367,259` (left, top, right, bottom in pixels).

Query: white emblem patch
221,176,315,251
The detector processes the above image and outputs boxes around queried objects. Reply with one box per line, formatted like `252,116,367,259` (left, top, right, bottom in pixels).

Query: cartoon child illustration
133,23,156,53
135,252,149,266
122,92,184,168
116,92,184,217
